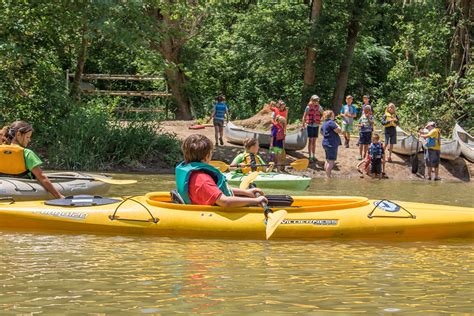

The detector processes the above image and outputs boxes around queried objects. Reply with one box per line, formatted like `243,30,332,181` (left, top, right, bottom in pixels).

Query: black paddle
411,129,421,174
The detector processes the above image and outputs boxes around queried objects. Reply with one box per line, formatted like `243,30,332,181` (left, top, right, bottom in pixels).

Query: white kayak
0,172,111,201
453,123,474,162
225,171,311,191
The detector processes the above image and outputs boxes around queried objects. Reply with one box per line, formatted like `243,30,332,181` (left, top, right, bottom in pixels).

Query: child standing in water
302,95,323,161
270,116,286,171
357,105,374,160
339,95,357,148
368,134,384,179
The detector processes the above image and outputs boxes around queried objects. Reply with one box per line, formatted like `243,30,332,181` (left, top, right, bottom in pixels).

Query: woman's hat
425,121,436,128
310,95,320,101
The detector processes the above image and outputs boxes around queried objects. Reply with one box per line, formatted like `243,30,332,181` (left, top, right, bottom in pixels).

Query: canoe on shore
225,122,308,151
453,123,474,162
391,127,422,156
0,192,472,240
0,172,111,201
439,138,462,161
225,171,311,191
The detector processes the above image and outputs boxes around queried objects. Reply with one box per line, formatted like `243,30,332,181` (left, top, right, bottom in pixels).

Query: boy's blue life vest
214,102,227,121
175,161,232,204
369,143,383,160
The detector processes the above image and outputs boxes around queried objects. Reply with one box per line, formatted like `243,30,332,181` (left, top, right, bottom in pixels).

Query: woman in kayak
230,138,274,173
0,121,64,199
175,134,267,206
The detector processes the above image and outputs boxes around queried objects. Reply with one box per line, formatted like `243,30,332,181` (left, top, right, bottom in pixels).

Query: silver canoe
0,172,111,201
391,127,422,156
439,138,462,161
453,123,474,162
225,122,308,151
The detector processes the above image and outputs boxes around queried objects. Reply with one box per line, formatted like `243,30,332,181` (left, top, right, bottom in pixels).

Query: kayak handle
109,196,160,224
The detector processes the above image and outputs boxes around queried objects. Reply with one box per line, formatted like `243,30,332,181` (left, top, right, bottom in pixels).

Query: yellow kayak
0,192,472,240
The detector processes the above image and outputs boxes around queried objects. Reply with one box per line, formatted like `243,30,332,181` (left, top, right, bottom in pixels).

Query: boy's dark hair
243,138,258,150
216,95,226,102
1,121,33,145
182,134,213,163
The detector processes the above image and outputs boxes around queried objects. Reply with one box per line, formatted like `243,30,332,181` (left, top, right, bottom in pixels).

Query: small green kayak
225,172,311,191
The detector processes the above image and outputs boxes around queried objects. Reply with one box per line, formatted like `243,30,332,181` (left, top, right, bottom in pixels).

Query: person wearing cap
302,95,323,161
339,95,357,148
419,122,441,181
381,102,400,162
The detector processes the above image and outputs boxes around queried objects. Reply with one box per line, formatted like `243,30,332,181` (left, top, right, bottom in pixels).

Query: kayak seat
267,195,294,207
170,190,185,204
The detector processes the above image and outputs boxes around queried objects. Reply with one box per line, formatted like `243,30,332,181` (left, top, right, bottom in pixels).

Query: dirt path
159,120,472,182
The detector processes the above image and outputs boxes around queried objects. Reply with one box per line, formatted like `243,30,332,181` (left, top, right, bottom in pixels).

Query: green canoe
225,172,311,191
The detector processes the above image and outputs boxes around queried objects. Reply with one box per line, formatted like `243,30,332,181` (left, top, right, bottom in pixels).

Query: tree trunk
449,0,471,78
301,0,322,109
69,24,89,100
331,0,364,112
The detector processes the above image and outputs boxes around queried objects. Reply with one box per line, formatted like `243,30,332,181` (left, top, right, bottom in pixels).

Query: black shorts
371,158,382,174
307,126,319,138
213,119,224,127
384,126,397,145
425,149,440,168
359,131,372,145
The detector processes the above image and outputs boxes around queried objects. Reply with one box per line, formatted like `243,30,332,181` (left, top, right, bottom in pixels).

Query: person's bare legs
325,160,335,178
219,126,224,145
434,167,439,179
388,144,393,161
214,126,219,145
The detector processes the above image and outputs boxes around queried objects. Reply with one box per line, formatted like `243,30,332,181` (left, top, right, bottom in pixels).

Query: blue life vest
214,102,227,121
175,161,232,204
369,143,383,160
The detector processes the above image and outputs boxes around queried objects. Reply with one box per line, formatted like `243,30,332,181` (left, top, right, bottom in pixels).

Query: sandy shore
157,120,472,182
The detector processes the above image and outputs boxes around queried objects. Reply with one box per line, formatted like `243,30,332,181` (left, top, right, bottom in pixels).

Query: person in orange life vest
271,100,288,127
0,121,64,199
270,116,286,172
302,95,323,162
176,134,267,206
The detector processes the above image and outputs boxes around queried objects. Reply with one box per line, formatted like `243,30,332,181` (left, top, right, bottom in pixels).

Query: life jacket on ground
175,161,233,204
274,123,285,141
383,112,398,128
0,145,29,177
369,143,383,160
243,152,265,172
306,104,322,125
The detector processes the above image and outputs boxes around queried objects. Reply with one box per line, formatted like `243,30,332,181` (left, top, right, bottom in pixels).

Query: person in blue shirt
321,110,342,178
339,95,357,148
208,95,229,146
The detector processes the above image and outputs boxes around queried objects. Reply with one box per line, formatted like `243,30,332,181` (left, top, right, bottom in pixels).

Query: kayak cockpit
145,192,369,213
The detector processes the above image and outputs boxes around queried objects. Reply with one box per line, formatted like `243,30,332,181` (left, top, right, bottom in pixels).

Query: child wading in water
270,116,286,171
231,138,273,173
381,102,400,162
208,95,229,146
302,95,323,161
175,134,267,206
368,134,384,179
356,105,374,160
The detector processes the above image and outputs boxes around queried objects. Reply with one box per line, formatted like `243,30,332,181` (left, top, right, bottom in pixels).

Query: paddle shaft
250,183,272,217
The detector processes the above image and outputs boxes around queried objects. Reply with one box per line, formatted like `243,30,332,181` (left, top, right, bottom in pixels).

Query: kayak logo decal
373,200,400,213
35,210,88,220
264,219,338,226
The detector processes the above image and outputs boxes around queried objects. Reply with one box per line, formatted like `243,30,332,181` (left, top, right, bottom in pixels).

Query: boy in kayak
230,138,274,173
270,116,286,171
0,121,64,199
176,134,267,206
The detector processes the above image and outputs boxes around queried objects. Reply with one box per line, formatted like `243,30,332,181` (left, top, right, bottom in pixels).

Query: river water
1,175,473,314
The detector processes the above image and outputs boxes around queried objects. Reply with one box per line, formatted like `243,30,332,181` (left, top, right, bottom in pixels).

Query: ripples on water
1,175,473,314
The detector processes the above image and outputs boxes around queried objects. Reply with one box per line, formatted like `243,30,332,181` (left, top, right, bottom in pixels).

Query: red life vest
305,104,321,125
275,123,285,141
272,107,288,119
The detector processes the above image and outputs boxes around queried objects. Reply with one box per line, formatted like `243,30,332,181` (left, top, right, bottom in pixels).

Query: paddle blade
266,210,287,240
290,158,309,171
210,160,229,172
239,171,260,190
95,178,137,185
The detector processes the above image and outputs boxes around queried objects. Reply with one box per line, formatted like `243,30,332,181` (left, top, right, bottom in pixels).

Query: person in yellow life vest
419,121,441,181
230,138,274,173
381,102,400,162
0,121,64,199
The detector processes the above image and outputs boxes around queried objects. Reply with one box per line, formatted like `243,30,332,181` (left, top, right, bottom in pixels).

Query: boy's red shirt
188,171,223,205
